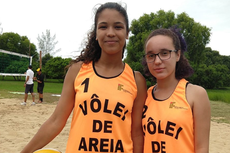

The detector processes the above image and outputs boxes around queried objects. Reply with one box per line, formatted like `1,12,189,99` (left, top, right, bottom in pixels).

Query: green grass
210,100,230,124
207,88,230,104
206,88,230,124
0,78,230,124
0,77,63,103
0,80,63,94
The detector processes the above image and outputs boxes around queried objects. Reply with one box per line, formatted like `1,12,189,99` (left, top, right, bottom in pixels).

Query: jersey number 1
81,78,89,93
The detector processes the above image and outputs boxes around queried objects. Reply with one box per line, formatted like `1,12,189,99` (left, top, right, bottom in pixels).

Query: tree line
125,10,230,89
0,29,70,82
0,10,229,88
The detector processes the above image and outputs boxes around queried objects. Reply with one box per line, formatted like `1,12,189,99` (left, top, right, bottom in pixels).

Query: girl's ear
176,50,181,62
126,30,129,39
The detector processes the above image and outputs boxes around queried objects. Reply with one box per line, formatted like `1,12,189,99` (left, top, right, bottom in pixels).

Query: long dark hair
142,26,194,81
68,2,129,68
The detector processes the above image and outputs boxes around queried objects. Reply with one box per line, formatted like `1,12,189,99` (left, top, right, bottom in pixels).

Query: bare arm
21,63,81,153
24,76,29,87
25,76,29,83
132,71,147,153
187,84,211,153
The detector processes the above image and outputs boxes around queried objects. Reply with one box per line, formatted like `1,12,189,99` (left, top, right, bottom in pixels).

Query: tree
203,47,221,66
176,12,211,67
200,47,230,88
126,10,211,68
43,57,71,81
190,64,230,89
37,29,61,57
0,32,37,56
0,32,39,73
125,10,177,71
42,53,53,68
125,10,212,87
221,55,230,71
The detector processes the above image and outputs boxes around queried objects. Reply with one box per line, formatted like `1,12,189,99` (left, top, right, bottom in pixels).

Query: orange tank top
66,62,137,153
142,79,194,153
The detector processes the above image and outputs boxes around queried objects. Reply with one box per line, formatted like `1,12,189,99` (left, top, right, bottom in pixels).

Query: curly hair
68,2,129,67
142,26,194,81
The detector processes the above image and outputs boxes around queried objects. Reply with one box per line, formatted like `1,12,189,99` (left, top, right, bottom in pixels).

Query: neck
153,77,180,100
155,77,179,91
97,53,123,68
94,59,124,77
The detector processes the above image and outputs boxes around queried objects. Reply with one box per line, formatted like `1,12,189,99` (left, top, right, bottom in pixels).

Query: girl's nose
107,27,115,37
154,55,162,64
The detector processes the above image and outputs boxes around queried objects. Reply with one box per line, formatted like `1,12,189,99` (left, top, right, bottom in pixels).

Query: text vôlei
77,94,128,152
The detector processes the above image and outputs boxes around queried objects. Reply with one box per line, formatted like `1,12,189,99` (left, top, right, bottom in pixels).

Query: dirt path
0,98,229,153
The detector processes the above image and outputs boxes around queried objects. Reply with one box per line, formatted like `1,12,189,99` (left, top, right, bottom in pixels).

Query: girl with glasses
142,27,210,153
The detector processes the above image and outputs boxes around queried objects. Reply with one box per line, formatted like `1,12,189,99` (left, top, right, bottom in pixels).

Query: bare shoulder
134,71,146,84
68,61,83,73
186,83,210,108
133,71,147,96
58,61,83,106
65,61,83,80
187,83,208,97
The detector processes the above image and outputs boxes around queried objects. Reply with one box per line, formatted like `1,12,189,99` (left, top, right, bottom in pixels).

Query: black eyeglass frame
143,49,178,63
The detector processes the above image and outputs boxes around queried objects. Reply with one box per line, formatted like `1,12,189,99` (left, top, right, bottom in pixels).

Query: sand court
0,98,229,153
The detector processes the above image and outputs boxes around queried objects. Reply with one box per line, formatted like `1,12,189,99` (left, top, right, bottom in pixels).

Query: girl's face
145,35,180,80
96,9,128,56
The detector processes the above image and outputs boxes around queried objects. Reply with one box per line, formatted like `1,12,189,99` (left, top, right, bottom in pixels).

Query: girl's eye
115,26,122,29
99,26,107,29
148,54,155,58
161,50,169,56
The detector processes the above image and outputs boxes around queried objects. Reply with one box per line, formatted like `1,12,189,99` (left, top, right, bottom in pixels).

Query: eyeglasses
144,49,177,63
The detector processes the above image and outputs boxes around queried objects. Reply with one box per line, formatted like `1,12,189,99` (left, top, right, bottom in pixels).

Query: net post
40,51,42,69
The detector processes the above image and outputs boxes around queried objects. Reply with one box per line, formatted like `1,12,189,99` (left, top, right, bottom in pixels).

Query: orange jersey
66,62,137,153
142,79,194,153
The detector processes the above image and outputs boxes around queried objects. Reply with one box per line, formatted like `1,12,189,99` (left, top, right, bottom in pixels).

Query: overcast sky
1,0,229,58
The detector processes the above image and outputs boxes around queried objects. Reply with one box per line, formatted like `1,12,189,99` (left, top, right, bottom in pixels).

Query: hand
24,83,26,87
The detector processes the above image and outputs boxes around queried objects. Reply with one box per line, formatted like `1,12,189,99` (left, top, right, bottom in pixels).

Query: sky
1,0,230,58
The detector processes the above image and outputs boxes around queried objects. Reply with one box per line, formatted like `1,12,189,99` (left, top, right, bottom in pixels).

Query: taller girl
21,2,146,153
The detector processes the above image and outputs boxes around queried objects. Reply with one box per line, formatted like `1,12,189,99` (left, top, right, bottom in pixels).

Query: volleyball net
0,49,32,79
